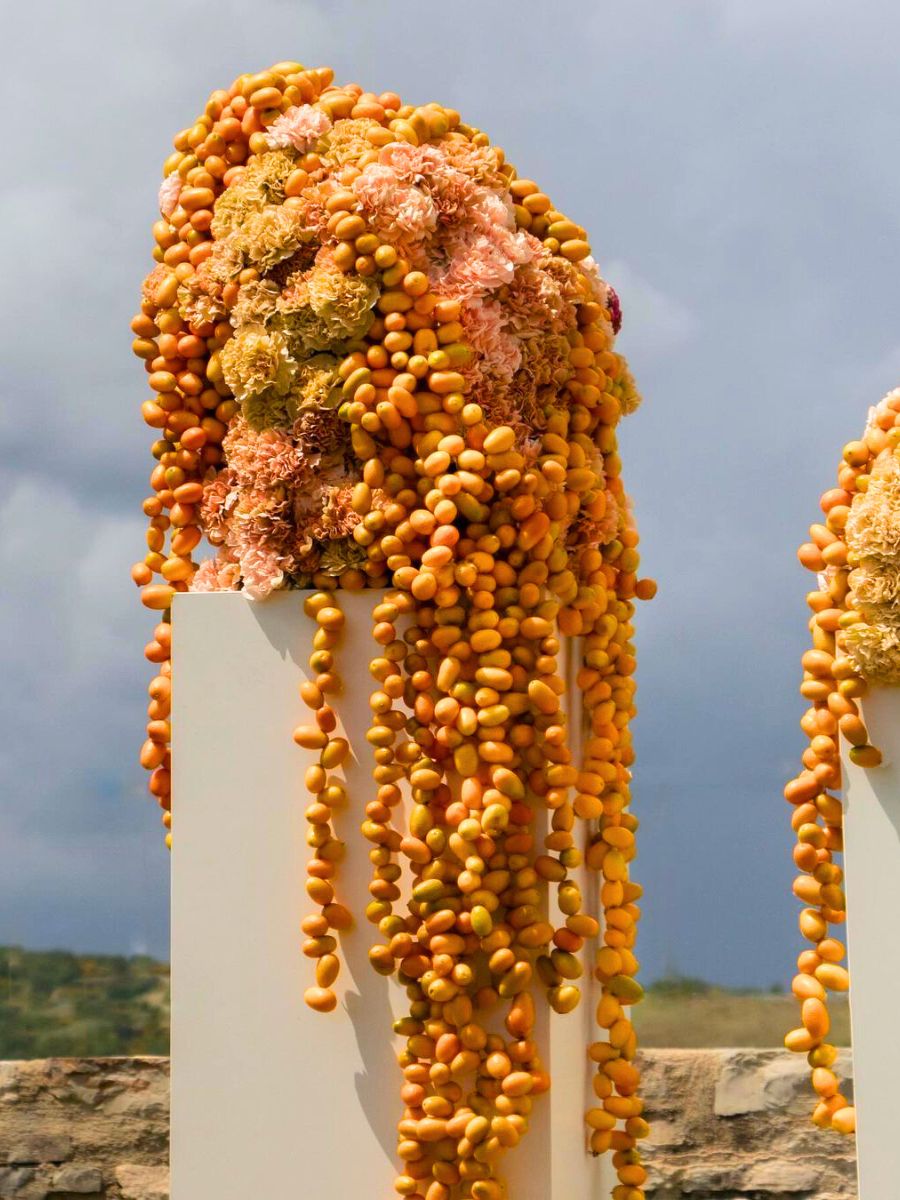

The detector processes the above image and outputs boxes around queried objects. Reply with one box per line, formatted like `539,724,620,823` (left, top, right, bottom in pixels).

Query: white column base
841,688,900,1198
170,591,611,1199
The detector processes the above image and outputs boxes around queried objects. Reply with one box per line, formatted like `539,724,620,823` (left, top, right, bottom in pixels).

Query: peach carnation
158,173,182,218
190,556,241,593
237,542,286,600
352,162,438,244
266,104,332,152
461,298,522,381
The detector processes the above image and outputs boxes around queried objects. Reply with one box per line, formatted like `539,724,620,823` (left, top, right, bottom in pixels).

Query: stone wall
640,1050,855,1199
0,1051,856,1199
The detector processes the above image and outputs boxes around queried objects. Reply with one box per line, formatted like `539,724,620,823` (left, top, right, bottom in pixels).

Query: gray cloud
2,0,899,984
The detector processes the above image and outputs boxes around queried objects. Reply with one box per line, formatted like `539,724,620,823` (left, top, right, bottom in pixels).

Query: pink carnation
461,298,522,381
430,182,539,299
237,542,286,600
158,174,182,219
222,420,306,491
469,187,515,232
436,225,537,299
378,141,446,182
267,104,332,152
352,162,437,243
379,141,483,225
189,556,240,593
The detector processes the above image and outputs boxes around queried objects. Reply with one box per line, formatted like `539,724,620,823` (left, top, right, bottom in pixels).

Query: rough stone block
48,1165,103,1194
0,1167,36,1195
7,1136,72,1167
741,1158,822,1192
114,1164,168,1200
714,1051,809,1116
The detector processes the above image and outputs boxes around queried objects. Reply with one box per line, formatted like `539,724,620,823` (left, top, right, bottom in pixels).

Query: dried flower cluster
131,60,653,1200
785,387,900,1139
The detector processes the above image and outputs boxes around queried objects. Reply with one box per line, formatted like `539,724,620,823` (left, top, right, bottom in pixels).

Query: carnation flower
432,190,539,299
242,387,299,431
294,406,352,460
461,298,522,381
158,173,182,219
521,333,574,390
199,472,236,541
606,284,623,334
305,265,375,337
297,176,343,237
239,150,297,200
277,267,378,351
141,264,169,308
502,264,573,337
845,453,900,562
377,142,477,216
177,274,226,330
849,560,900,607
842,613,900,685
202,238,245,287
352,162,438,245
319,118,382,166
309,485,361,541
231,278,281,328
222,418,307,491
594,490,621,546
437,138,508,189
436,231,522,297
232,204,311,270
221,325,296,418
292,353,343,411
210,151,296,240
378,141,446,184
189,555,241,592
266,104,332,153
542,254,592,304
236,541,287,600
616,362,642,417
318,538,368,576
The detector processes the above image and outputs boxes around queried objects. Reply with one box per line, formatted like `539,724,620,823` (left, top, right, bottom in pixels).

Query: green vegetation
0,946,169,1058
0,952,850,1057
635,974,851,1048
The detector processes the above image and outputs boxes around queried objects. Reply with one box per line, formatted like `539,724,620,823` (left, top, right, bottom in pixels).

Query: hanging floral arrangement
131,60,655,1200
785,389,900,1137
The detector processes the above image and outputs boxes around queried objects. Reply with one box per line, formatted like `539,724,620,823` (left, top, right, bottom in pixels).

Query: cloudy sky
2,0,900,986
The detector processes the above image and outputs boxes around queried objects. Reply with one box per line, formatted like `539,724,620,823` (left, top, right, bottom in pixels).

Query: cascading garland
131,61,655,1200
786,388,900,1138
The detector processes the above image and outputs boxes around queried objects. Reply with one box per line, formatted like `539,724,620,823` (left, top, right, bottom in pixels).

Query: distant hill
0,950,849,1057
634,974,850,1048
0,946,169,1058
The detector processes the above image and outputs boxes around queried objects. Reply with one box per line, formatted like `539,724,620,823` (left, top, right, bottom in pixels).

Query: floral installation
131,61,653,1200
784,386,900,1139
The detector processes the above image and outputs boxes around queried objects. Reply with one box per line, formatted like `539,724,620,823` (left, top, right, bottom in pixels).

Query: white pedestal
842,689,900,1198
170,591,611,1199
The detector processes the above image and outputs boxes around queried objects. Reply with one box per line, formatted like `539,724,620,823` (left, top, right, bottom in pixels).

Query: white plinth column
842,688,900,1198
170,591,610,1199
